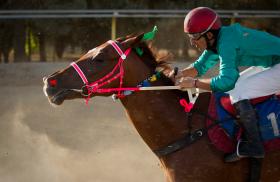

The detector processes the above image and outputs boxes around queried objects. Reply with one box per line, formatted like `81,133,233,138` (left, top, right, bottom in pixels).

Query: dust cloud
0,63,164,182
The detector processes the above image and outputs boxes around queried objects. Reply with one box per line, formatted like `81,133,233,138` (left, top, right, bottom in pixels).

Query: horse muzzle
43,76,84,105
43,76,66,105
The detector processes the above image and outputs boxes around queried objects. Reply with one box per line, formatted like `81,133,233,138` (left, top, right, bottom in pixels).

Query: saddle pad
206,94,236,153
255,96,280,140
207,93,280,153
214,92,237,138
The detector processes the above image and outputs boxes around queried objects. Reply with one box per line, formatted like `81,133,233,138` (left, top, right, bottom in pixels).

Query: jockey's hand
175,77,195,91
168,68,183,82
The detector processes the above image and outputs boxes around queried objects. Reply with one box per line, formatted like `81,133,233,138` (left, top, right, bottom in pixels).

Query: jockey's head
184,7,221,51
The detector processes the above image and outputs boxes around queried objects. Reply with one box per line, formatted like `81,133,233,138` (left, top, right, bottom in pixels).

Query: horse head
43,33,170,105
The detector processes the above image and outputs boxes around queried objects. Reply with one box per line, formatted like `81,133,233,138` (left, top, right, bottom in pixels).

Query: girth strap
153,128,206,157
153,109,234,157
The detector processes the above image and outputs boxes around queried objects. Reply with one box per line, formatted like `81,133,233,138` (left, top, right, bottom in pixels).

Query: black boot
224,99,265,163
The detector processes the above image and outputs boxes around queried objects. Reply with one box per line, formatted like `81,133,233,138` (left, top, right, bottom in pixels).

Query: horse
43,33,280,182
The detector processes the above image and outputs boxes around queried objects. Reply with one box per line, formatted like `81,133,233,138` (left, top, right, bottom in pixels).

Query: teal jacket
192,23,280,92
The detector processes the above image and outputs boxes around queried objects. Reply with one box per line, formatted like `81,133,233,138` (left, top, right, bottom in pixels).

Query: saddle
207,92,280,153
219,95,273,116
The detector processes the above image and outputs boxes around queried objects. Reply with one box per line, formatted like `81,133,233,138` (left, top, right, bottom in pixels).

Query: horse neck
120,90,211,150
119,51,212,152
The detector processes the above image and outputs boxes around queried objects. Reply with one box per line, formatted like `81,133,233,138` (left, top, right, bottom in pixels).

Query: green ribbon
142,26,158,41
135,26,158,56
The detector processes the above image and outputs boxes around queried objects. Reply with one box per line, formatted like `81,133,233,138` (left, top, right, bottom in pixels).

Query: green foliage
25,27,38,54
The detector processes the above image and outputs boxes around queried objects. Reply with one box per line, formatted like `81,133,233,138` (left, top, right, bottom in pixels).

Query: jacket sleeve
210,42,239,92
191,50,219,77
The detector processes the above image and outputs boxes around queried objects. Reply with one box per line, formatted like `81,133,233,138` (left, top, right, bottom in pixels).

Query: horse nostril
49,79,57,87
43,77,57,87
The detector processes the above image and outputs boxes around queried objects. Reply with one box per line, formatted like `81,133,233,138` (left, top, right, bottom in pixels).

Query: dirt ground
0,63,166,182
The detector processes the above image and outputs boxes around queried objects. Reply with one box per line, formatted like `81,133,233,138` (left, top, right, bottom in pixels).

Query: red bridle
68,39,198,111
71,40,139,103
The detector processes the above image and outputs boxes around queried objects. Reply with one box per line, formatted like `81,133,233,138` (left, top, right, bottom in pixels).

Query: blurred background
0,1,280,182
1,0,280,64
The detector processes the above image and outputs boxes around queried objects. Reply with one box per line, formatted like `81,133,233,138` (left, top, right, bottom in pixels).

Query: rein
71,40,201,104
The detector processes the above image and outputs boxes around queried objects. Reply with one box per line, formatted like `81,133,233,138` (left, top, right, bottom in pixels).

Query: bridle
70,40,139,103
69,39,200,106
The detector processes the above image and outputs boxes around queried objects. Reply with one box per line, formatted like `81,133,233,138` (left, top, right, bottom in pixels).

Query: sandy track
0,63,164,182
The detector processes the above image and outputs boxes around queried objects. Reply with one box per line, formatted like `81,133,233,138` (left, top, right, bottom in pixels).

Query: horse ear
121,33,144,49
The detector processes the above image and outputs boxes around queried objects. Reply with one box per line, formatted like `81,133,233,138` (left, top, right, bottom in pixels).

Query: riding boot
224,99,265,163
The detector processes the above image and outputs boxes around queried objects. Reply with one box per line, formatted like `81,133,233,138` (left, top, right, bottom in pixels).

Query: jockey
174,7,280,162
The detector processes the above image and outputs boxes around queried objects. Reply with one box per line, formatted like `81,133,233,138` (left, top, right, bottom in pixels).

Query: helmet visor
187,33,204,41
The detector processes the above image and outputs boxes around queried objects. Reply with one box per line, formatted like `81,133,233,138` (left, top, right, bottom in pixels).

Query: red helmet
184,7,221,34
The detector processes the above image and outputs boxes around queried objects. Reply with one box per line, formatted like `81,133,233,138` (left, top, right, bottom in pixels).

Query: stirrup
224,140,264,163
224,152,242,163
224,141,243,163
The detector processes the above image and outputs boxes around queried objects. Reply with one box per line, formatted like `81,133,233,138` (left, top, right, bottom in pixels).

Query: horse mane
122,38,189,99
117,34,185,95
117,33,171,72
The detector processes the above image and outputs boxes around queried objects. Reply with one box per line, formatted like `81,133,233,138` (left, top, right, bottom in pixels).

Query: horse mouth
44,84,84,106
43,88,64,106
43,84,70,105
51,90,70,105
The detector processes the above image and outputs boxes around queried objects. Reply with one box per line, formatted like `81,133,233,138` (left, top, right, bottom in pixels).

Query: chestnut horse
43,33,280,182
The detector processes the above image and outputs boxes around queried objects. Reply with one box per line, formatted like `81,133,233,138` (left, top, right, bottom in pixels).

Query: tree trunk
38,32,46,62
27,26,32,62
13,21,27,62
86,0,93,9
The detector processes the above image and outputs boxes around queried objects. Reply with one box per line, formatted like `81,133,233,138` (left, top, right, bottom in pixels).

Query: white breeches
228,63,280,104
